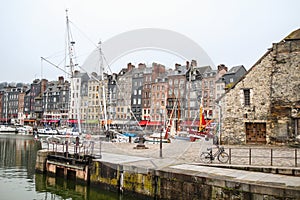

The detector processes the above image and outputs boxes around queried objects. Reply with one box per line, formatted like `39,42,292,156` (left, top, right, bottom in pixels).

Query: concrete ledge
47,160,85,170
194,163,300,176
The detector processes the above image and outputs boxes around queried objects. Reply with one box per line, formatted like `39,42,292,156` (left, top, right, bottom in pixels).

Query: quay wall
89,161,300,199
36,150,90,183
36,150,300,199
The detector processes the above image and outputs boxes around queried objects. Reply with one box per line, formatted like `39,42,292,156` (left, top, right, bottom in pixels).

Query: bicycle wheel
217,152,229,163
200,152,212,163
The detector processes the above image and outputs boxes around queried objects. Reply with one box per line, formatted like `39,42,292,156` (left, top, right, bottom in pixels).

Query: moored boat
16,125,33,135
0,125,18,133
37,127,59,135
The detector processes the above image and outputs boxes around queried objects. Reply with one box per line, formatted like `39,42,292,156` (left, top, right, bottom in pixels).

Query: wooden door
245,122,266,144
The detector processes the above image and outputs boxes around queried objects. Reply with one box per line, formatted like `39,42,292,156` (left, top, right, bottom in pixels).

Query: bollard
65,141,69,158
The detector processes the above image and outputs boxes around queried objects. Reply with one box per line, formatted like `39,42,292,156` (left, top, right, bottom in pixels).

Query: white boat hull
0,125,17,133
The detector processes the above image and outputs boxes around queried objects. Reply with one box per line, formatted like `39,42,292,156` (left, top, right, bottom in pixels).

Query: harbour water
0,134,137,200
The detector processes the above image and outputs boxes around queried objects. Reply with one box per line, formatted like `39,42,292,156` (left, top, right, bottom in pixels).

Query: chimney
186,61,190,69
218,64,228,72
74,70,80,76
127,63,135,71
138,63,146,69
191,60,197,67
58,76,64,84
175,63,181,70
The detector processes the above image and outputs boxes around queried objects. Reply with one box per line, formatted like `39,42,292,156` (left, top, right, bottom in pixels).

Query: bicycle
200,145,229,163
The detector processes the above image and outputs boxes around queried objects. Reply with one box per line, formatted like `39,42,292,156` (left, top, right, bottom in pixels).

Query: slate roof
225,65,244,75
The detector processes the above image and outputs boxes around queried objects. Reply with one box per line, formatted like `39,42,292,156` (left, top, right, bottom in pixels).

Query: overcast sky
0,0,299,83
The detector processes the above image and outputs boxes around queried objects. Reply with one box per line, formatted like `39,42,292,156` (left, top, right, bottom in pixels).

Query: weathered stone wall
221,38,300,144
221,51,273,144
269,40,300,140
35,150,50,173
89,162,120,191
88,160,300,199
35,151,300,199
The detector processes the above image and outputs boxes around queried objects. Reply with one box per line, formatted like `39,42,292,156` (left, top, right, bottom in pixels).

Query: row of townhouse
0,61,246,133
2,28,298,145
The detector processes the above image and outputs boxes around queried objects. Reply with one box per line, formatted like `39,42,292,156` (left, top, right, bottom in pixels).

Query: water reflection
0,134,142,200
35,173,125,200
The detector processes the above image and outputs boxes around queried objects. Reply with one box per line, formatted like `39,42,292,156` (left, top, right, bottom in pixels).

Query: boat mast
66,9,82,133
98,41,108,131
199,97,203,132
5,92,8,124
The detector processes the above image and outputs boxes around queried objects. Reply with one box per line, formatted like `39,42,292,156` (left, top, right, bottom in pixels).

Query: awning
147,121,162,126
101,119,112,125
86,119,99,124
24,119,35,122
67,119,84,123
41,119,59,123
139,120,149,126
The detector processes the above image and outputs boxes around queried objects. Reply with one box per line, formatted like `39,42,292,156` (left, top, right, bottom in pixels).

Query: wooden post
295,149,297,167
270,149,273,166
229,148,231,164
249,148,251,165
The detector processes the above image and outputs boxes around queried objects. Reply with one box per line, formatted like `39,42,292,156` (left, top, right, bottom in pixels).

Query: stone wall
221,36,300,144
88,160,300,199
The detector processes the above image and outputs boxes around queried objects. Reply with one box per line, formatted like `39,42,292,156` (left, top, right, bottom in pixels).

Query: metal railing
227,147,300,167
42,140,95,157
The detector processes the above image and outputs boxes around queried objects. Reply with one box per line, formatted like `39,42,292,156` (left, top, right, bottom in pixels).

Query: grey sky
0,0,299,83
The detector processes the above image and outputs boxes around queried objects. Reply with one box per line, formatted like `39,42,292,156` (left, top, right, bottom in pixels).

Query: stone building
24,79,48,125
107,73,118,123
166,63,188,131
141,63,166,125
69,71,89,127
131,63,145,121
141,67,153,121
220,28,300,144
115,63,134,127
184,61,210,128
41,76,70,126
151,76,168,124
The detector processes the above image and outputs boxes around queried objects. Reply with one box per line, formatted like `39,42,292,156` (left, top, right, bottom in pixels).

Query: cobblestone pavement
91,138,300,167
43,137,300,167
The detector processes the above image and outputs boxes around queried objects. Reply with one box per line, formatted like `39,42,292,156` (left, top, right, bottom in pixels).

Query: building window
244,89,250,106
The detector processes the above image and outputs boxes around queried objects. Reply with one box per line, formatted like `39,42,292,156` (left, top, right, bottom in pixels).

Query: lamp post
160,110,163,158
216,102,222,145
5,92,8,124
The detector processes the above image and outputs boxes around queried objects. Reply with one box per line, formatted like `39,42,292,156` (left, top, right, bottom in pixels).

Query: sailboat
189,98,213,142
41,10,83,137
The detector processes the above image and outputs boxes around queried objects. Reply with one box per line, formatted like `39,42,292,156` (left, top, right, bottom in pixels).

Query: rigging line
41,57,72,77
69,20,99,49
68,20,102,63
40,58,43,80
104,72,142,127
97,45,143,126
43,49,66,60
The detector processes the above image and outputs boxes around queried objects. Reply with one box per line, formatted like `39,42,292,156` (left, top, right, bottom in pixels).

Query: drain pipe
118,165,124,195
216,102,222,145
119,171,124,194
